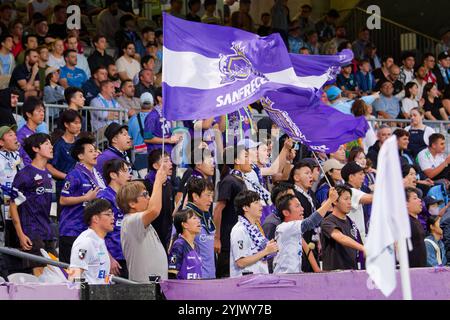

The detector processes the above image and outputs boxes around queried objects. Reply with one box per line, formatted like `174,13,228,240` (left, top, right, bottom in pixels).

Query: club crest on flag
325,66,341,82
219,42,264,84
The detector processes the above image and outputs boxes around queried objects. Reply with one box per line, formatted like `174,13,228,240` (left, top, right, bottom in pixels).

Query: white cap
140,92,154,105
237,138,261,149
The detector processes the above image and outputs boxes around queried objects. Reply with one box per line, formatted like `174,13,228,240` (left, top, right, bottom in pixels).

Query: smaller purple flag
290,49,354,86
261,88,369,153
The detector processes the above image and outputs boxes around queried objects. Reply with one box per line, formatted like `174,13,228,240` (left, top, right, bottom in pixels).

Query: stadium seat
7,273,39,284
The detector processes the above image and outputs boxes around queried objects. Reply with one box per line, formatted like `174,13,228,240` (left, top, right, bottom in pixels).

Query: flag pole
161,117,166,156
312,151,332,187
397,238,413,300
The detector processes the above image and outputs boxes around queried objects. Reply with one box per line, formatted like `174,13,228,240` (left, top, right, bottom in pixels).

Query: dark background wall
358,0,450,39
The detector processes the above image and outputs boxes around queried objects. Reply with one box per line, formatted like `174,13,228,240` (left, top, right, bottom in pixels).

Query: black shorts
22,238,57,270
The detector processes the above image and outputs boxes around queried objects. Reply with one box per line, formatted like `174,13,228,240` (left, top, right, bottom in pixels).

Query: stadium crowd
0,0,449,284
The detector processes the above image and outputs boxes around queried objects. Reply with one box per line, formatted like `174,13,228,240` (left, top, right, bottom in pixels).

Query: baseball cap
325,86,342,101
438,51,450,61
104,122,128,144
341,161,364,182
45,67,59,78
424,196,443,207
322,158,344,174
140,92,154,105
237,138,261,149
0,125,17,139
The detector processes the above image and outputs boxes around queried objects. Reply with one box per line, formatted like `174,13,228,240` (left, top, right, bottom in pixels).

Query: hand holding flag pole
312,151,332,187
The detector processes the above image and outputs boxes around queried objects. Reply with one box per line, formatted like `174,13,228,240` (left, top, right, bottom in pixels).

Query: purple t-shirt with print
16,125,35,166
168,237,202,280
144,106,173,155
11,165,53,240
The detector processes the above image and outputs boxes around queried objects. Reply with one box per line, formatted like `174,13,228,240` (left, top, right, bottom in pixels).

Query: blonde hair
116,181,146,213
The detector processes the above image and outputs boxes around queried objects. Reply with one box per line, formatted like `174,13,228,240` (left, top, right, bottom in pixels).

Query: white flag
365,136,412,297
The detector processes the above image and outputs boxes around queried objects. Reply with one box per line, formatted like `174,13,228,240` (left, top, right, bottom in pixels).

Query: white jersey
0,150,23,220
417,148,446,172
229,220,268,277
70,228,111,284
273,220,303,273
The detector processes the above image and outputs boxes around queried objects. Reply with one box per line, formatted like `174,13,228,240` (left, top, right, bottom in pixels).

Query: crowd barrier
13,103,450,153
1,268,449,300
160,268,450,300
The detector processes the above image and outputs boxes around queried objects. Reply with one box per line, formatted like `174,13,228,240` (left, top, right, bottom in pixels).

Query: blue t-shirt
59,66,88,88
97,186,124,261
0,53,12,74
168,237,202,280
11,165,53,240
373,95,401,119
49,137,76,191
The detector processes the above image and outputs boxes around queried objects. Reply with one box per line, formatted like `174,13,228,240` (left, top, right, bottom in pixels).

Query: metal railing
343,7,440,62
16,103,129,151
0,246,137,285
252,112,450,151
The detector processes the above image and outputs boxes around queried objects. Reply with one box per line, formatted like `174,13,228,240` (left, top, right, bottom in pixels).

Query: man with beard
9,49,40,101
116,80,140,118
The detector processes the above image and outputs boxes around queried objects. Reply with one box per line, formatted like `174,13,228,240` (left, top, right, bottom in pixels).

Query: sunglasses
138,191,150,199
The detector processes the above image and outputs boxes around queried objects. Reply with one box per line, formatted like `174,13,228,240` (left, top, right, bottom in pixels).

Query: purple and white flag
261,88,369,153
162,13,325,121
290,49,354,86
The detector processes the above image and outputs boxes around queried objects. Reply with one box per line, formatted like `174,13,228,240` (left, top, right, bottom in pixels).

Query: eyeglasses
100,210,114,218
138,191,149,199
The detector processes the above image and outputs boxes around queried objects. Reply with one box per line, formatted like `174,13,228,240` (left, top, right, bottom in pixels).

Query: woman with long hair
423,83,448,120
402,82,425,118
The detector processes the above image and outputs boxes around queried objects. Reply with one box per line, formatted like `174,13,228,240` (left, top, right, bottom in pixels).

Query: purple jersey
168,237,202,280
95,147,131,177
11,165,53,240
59,164,106,237
97,186,124,260
16,125,35,166
186,203,216,279
144,105,173,155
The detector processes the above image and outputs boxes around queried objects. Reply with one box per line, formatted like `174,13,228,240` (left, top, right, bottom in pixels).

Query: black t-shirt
144,178,174,251
294,188,320,272
373,68,387,82
408,215,427,267
424,98,444,120
294,189,319,243
9,64,40,93
217,174,246,251
321,213,359,271
87,50,115,74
